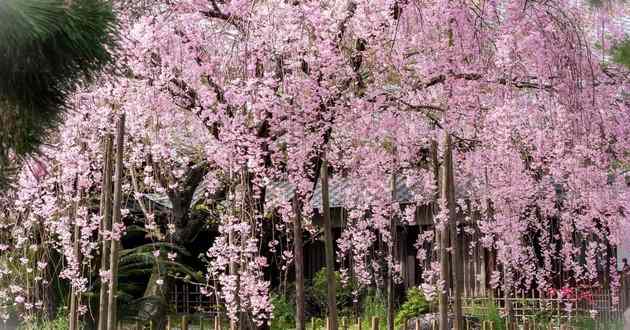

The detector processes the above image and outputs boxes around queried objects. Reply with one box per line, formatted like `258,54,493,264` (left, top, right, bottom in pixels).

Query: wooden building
265,177,491,298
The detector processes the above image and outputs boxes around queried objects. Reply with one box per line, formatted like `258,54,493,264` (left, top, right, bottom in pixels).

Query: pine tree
0,0,117,186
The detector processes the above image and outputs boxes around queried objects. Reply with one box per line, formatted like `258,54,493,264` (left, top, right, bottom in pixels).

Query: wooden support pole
166,315,171,330
107,114,125,330
443,133,463,330
430,140,449,330
387,174,396,330
69,218,81,330
293,197,306,330
415,319,421,330
214,316,220,330
181,315,189,330
357,318,362,330
321,157,338,330
371,317,379,330
98,134,113,330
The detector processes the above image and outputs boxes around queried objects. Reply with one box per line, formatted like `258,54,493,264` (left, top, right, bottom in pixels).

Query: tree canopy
0,0,629,326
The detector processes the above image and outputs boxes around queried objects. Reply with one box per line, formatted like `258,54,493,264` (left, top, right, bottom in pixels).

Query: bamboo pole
106,114,125,330
98,134,113,330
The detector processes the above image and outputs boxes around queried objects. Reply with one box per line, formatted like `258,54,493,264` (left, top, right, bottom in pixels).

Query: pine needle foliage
0,0,118,186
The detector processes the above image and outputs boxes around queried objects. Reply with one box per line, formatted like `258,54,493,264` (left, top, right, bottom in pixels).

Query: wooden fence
116,315,598,330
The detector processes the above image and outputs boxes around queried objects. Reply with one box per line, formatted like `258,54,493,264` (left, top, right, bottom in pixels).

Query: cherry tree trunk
386,174,396,330
98,134,113,330
321,157,338,330
442,133,463,330
107,114,125,330
292,197,306,330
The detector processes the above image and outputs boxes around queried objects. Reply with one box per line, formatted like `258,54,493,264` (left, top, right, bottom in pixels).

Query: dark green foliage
270,293,296,330
394,287,430,325
468,299,506,330
612,39,630,69
116,242,202,283
85,242,203,322
308,267,358,314
0,0,117,185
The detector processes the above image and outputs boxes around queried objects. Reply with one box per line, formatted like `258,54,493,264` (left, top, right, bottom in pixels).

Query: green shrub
468,299,506,330
360,290,387,330
270,293,296,330
570,314,623,330
308,268,357,314
18,309,70,330
395,287,430,325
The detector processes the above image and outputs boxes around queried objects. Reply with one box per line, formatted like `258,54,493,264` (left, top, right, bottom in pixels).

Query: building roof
266,177,417,210
143,176,420,210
